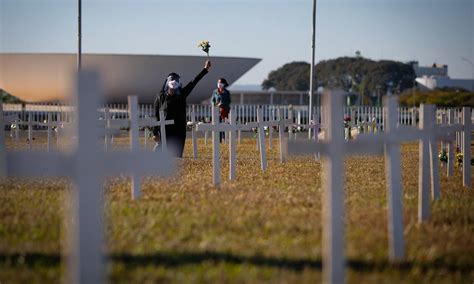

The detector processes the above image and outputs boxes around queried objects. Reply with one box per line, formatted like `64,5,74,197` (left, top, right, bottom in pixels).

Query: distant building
409,61,474,92
0,53,261,103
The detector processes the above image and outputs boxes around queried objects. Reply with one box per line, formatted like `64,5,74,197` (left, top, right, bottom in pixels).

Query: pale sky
1,0,473,85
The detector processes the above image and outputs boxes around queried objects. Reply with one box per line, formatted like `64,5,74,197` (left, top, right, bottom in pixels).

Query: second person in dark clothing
153,60,211,157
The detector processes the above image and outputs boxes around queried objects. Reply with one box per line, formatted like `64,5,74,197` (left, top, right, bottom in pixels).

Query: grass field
1,133,473,283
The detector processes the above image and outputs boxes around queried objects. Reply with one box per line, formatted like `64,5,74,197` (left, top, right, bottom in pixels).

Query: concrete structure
0,53,260,103
410,61,474,92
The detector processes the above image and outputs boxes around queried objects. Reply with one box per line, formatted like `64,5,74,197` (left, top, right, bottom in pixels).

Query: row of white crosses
195,105,303,186
0,71,177,284
1,98,175,201
287,90,472,284
1,110,65,150
100,105,174,153
438,109,470,178
101,97,175,199
195,106,242,184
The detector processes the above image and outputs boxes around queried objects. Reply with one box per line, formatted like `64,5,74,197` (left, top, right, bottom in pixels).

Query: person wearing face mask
211,78,231,142
153,60,211,157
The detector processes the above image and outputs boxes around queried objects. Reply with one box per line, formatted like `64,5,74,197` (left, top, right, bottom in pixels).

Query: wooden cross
128,96,141,199
196,105,239,185
0,71,176,284
288,109,295,140
16,115,36,149
37,112,63,152
246,108,279,171
145,110,174,152
228,112,254,180
142,114,152,149
416,105,472,200
277,108,294,163
268,107,276,149
287,91,346,284
1,111,20,142
309,113,321,141
187,111,199,159
461,107,472,187
100,107,129,151
287,91,410,283
446,109,455,177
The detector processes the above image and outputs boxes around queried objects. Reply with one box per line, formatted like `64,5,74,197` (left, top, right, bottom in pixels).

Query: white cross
287,91,346,284
293,116,320,141
196,105,239,185
0,70,176,284
460,107,472,187
126,96,139,199
226,111,254,180
246,108,279,171
37,112,63,152
17,115,36,149
286,91,409,283
100,107,129,151
414,105,471,203
187,111,199,159
1,111,20,142
276,108,294,163
446,109,455,177
288,109,296,140
267,107,276,149
309,113,321,141
142,114,152,149
141,110,174,152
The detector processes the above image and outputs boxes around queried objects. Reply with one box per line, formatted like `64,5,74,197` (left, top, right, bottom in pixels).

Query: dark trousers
219,107,229,143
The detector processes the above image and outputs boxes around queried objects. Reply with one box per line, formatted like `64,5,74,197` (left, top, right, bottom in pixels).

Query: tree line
261,57,473,107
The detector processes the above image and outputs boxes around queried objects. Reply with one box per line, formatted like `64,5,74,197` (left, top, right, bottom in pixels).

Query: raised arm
183,60,211,98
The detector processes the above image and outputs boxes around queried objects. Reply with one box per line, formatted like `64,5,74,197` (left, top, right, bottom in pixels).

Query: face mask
217,83,225,89
168,80,180,90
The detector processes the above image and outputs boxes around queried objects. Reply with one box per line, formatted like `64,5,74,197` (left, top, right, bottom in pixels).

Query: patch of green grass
1,133,473,283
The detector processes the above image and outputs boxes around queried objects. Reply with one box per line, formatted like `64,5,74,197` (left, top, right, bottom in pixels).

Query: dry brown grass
0,132,473,283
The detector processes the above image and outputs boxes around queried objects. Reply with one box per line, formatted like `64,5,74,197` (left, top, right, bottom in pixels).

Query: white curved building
0,53,261,103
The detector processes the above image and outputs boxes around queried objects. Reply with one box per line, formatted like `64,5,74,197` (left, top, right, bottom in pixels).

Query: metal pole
78,0,82,71
309,0,317,139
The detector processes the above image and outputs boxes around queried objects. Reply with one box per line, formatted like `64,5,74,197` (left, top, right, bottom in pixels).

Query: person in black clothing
153,60,211,157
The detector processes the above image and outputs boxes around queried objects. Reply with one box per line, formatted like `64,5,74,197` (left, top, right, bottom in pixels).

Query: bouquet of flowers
264,126,270,136
251,127,258,138
198,40,211,57
453,146,474,166
455,149,463,167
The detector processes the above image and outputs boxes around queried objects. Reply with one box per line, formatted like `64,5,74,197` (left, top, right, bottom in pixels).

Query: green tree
261,57,416,98
262,61,310,91
0,89,24,103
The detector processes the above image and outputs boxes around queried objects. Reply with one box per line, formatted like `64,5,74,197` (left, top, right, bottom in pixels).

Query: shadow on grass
0,251,472,273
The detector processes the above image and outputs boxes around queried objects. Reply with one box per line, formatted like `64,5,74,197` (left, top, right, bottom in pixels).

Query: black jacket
154,68,208,133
